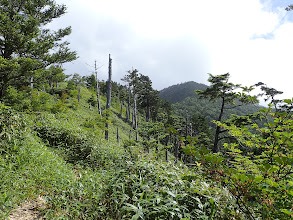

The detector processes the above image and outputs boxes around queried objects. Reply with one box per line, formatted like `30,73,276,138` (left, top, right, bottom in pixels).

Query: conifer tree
0,0,77,99
137,74,159,122
196,73,257,153
122,69,139,123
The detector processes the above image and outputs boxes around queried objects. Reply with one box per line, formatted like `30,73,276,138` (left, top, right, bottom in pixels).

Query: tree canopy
0,0,77,99
196,73,258,152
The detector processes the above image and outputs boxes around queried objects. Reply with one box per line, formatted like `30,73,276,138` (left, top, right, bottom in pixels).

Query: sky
50,0,293,100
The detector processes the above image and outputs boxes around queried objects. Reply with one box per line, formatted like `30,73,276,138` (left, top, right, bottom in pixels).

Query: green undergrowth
0,89,241,219
0,104,74,218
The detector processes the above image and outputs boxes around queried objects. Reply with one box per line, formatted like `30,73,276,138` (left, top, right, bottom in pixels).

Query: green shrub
31,90,53,111
3,86,31,110
51,100,68,113
0,104,74,218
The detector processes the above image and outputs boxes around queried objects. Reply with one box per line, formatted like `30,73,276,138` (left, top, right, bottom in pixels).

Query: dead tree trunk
117,127,120,144
95,60,102,116
78,83,81,105
165,135,169,162
146,103,151,122
128,86,131,121
105,54,112,140
185,110,189,138
131,105,134,129
30,77,33,89
174,137,179,164
133,94,138,141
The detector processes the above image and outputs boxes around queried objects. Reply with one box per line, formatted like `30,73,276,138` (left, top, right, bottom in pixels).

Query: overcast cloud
50,0,293,99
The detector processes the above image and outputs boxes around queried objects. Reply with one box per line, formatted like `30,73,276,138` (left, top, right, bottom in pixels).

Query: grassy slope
0,86,241,219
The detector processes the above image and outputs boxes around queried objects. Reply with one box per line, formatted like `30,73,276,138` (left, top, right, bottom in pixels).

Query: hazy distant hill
159,81,207,104
159,81,261,124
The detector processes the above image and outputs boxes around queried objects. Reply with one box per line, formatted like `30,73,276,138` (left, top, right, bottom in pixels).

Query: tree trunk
174,137,178,164
213,97,225,153
155,134,159,159
117,127,120,144
30,77,33,89
78,84,81,105
146,102,151,122
129,129,132,139
128,86,131,121
165,135,170,162
133,94,138,141
105,54,112,140
95,60,102,116
190,123,193,137
185,110,189,138
131,104,134,129
0,86,4,101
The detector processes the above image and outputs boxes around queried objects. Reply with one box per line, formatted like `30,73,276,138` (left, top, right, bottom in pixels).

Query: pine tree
0,0,77,99
196,73,257,152
137,74,160,122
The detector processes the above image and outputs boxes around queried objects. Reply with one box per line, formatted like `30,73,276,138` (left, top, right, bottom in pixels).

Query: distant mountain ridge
159,81,261,123
159,81,207,104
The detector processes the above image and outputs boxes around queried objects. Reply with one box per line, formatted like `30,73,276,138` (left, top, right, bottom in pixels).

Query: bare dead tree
105,54,112,140
95,60,102,115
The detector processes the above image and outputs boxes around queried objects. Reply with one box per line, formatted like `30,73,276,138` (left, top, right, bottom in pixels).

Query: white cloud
54,0,293,98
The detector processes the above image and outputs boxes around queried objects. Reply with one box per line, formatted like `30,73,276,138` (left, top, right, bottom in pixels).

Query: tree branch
219,129,228,134
218,135,235,142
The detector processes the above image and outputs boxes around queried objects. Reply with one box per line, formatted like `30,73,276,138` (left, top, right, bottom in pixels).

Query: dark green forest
1,0,293,219
159,81,261,124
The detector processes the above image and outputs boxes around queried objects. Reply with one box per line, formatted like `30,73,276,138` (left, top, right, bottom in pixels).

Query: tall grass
0,87,242,219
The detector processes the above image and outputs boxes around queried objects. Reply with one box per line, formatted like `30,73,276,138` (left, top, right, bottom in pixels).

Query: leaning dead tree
105,54,112,140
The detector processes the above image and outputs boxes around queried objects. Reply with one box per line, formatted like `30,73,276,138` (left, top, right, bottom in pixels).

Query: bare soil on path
8,196,46,220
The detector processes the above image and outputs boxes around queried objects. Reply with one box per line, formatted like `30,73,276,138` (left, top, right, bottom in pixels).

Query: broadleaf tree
0,0,77,99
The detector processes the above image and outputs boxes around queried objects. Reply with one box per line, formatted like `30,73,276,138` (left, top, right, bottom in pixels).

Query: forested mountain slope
160,81,261,123
159,81,207,104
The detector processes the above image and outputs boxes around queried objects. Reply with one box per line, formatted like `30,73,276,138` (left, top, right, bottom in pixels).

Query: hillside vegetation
0,85,239,219
1,75,293,219
1,1,293,219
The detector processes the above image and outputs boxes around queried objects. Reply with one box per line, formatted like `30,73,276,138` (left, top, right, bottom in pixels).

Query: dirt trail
8,196,46,220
